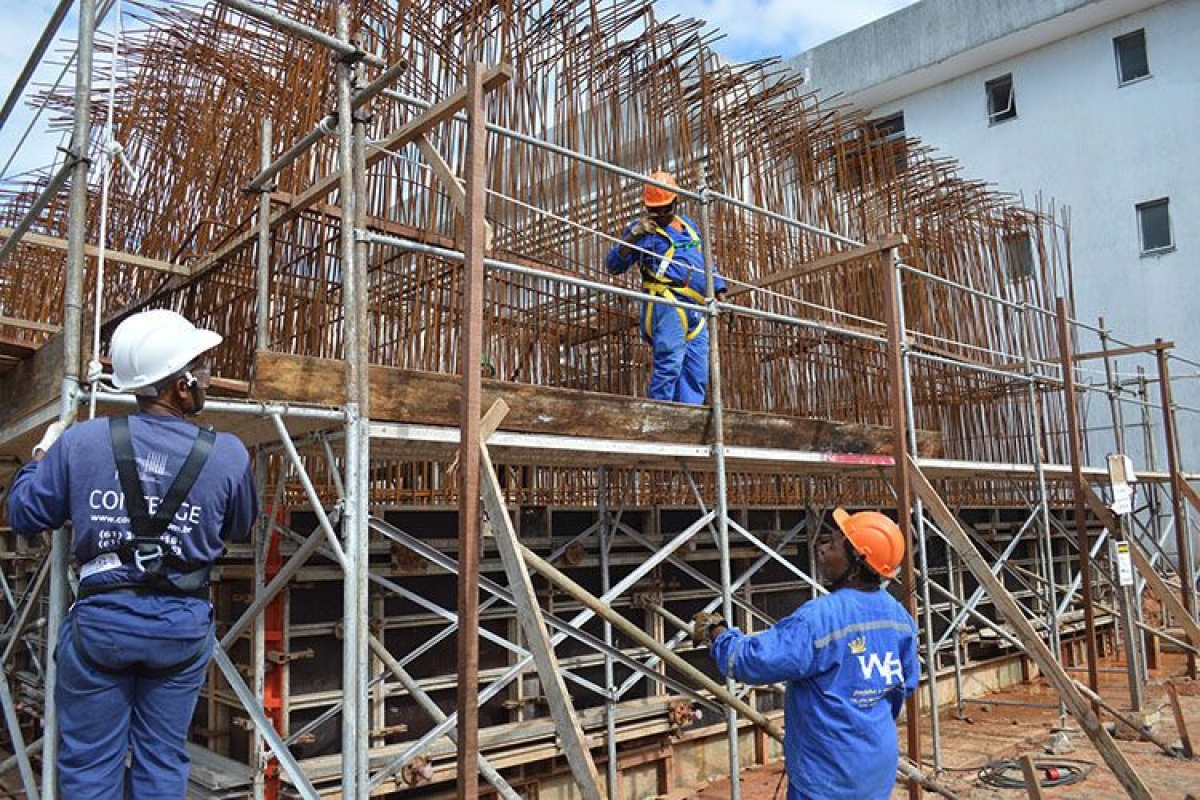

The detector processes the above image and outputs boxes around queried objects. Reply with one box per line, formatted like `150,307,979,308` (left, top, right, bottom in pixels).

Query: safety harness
72,416,217,678
639,217,708,342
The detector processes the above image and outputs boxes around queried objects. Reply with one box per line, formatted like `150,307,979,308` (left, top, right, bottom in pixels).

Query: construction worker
606,170,726,404
699,509,918,800
7,309,258,799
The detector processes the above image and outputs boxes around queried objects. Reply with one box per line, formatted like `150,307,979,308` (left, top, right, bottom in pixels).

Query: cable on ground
977,757,1094,789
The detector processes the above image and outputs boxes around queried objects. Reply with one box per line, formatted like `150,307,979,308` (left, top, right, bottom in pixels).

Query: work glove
691,611,724,646
32,420,69,459
629,217,659,239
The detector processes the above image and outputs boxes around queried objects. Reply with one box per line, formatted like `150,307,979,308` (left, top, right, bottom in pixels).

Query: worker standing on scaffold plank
8,309,258,799
697,509,919,800
606,170,726,404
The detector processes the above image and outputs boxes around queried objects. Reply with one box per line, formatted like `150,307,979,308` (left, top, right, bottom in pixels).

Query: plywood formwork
0,2,1197,799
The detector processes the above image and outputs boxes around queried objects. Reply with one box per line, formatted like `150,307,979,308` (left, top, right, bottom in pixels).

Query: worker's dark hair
843,537,883,588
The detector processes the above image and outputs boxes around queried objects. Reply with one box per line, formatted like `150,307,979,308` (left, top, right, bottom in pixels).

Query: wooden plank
478,409,604,800
1072,341,1174,362
1019,755,1044,800
728,234,907,298
0,227,190,276
1080,486,1200,649
1165,681,1194,758
1178,477,1200,516
415,135,495,252
251,350,942,455
0,334,66,433
0,315,60,335
908,456,1154,800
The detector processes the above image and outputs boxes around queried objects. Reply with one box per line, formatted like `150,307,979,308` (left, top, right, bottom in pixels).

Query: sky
0,0,919,182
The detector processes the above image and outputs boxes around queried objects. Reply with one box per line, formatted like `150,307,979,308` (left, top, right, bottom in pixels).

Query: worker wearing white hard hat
7,309,258,798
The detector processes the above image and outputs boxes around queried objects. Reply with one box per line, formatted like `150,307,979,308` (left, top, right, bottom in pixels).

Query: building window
867,111,907,174
869,111,906,141
986,74,1017,124
1136,198,1173,254
1003,232,1035,281
1114,29,1150,84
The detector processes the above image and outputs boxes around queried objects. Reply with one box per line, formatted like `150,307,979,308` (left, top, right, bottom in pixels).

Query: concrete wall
790,0,1200,470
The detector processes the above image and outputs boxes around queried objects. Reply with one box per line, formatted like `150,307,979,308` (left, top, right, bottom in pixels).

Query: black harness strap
111,415,215,542
105,416,215,589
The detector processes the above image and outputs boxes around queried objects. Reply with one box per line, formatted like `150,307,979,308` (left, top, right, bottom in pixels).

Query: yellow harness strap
639,217,707,342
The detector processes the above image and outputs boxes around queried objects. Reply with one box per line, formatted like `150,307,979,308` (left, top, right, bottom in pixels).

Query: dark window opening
1003,233,1035,282
1114,29,1150,84
834,111,908,191
986,74,1017,124
1136,198,1172,253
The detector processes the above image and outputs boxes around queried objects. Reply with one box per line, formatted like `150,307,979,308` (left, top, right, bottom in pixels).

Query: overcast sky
0,0,918,181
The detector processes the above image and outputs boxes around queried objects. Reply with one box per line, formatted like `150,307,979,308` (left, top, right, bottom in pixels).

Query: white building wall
791,0,1200,468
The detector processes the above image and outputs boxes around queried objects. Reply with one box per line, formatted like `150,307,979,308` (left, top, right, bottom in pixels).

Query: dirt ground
688,654,1200,799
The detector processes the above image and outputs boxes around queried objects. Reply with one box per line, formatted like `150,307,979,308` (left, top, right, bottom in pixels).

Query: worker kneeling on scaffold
606,170,726,404
697,509,919,800
7,310,258,799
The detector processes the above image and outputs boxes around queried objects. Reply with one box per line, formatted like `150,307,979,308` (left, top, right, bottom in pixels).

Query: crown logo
848,636,867,654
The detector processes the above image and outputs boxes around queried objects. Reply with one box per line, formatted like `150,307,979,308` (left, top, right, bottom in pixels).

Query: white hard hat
109,309,222,394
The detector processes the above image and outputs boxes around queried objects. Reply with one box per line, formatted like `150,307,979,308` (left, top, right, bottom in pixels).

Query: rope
89,0,127,418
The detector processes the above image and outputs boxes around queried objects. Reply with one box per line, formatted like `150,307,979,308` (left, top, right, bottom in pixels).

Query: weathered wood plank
0,227,189,276
478,405,604,800
251,350,942,455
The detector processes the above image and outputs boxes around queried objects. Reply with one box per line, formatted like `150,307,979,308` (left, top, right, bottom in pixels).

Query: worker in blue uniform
702,509,918,800
606,170,727,404
8,309,258,799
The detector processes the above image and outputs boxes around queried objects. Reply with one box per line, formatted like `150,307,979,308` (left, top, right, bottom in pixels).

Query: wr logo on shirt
857,651,904,685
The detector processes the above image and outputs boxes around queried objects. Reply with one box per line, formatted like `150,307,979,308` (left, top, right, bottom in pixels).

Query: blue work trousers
55,596,214,799
642,299,709,404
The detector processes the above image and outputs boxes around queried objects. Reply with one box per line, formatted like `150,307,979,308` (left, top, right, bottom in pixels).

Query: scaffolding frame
1,2,1198,799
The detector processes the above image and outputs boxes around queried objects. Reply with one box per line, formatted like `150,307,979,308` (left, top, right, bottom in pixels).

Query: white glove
32,421,69,459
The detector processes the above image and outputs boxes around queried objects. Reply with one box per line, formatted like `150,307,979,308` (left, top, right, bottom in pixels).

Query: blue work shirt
8,413,257,593
606,213,726,299
712,588,919,800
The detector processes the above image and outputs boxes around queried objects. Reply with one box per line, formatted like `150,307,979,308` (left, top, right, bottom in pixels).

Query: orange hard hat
832,508,905,579
643,171,678,207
